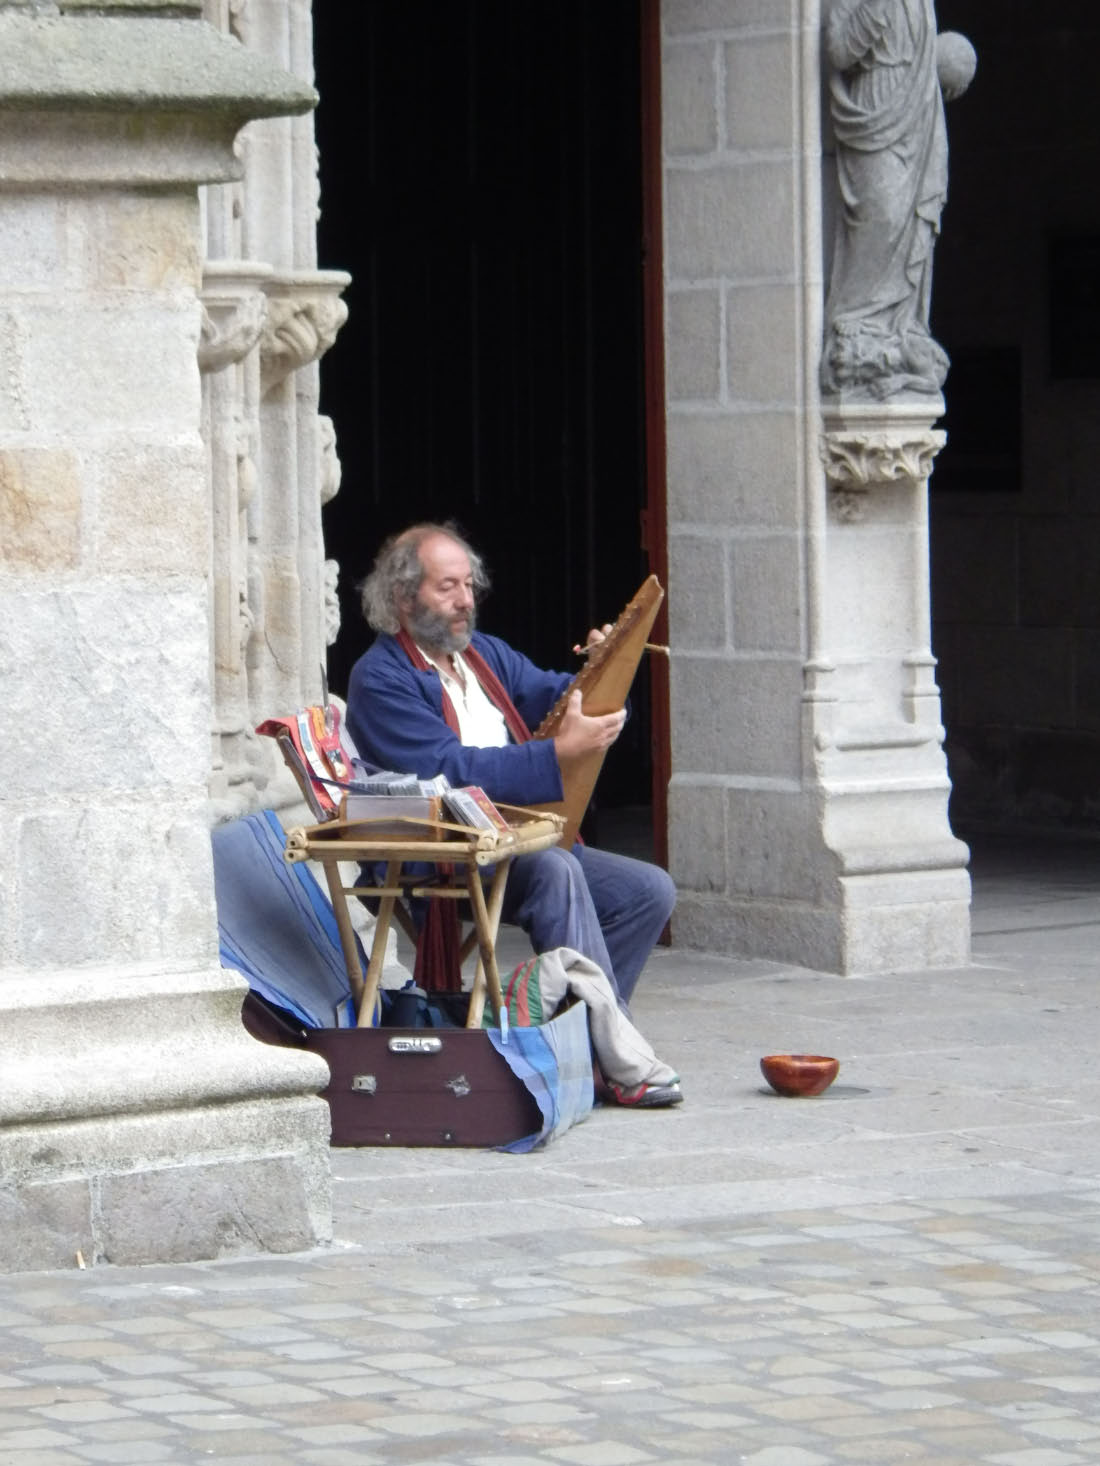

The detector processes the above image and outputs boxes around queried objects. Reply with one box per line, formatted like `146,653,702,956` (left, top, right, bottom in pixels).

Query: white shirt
420,645,509,748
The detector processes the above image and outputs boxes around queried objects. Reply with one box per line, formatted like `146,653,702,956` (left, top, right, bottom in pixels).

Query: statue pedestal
671,397,970,976
807,398,970,972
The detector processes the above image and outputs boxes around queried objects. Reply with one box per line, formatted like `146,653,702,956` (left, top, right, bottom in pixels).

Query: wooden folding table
282,807,565,1029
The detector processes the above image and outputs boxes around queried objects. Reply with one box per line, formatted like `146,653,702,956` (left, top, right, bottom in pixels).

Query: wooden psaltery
534,574,665,848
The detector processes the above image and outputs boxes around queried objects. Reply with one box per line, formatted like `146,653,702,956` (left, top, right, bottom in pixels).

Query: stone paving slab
2,834,1100,1463
2,1192,1100,1464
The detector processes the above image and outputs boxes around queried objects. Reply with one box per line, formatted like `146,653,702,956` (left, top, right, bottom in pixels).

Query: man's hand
553,689,625,762
572,623,613,656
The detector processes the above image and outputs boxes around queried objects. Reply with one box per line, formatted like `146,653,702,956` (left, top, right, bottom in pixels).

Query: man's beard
405,598,476,654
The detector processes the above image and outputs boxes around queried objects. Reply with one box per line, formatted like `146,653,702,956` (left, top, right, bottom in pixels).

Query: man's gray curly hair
359,522,490,634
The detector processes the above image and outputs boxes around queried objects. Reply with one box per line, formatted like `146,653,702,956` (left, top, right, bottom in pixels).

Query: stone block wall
0,186,215,973
663,0,970,972
664,0,821,947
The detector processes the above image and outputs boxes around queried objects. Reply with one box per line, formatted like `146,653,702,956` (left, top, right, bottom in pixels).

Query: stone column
0,2,332,1272
200,260,273,820
201,0,349,816
255,269,349,724
663,0,970,973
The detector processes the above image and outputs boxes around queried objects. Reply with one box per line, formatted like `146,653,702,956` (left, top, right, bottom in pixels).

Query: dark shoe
607,1080,683,1108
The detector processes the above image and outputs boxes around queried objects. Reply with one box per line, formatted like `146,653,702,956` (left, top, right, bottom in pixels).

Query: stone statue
822,0,976,400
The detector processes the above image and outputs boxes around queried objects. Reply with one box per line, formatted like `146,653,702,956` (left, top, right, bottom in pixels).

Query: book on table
442,786,511,833
340,771,451,836
341,793,442,828
338,773,511,841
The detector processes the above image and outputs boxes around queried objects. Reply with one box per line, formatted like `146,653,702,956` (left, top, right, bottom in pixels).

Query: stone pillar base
676,866,971,975
2,1096,332,1274
670,778,971,976
1,966,332,1274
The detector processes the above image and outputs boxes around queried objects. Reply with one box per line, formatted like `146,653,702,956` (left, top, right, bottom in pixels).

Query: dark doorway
312,0,663,839
929,2,1100,836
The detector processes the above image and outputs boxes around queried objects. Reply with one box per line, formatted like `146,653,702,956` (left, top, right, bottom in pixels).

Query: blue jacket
346,632,574,807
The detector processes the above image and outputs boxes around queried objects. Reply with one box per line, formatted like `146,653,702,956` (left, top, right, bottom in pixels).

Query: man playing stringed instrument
346,522,676,1029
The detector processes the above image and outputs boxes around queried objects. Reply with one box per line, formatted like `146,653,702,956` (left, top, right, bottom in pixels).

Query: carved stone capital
821,427,946,489
259,270,350,396
199,261,272,374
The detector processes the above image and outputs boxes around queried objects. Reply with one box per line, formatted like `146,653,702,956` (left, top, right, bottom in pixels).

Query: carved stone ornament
259,271,351,397
829,486,869,523
323,558,341,647
235,415,258,511
821,427,945,488
237,586,255,656
318,414,341,506
820,1,976,403
199,293,266,374
228,0,249,42
198,262,273,374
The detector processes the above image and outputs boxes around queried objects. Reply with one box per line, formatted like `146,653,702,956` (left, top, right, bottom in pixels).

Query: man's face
402,534,477,653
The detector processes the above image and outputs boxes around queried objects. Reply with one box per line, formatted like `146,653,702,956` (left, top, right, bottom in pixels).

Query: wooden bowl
760,1053,839,1097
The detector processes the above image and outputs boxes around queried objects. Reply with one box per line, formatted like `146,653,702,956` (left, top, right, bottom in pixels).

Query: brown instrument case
243,991,546,1148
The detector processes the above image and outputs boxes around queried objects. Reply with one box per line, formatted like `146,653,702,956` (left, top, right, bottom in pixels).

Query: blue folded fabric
486,1001,594,1152
212,811,357,1029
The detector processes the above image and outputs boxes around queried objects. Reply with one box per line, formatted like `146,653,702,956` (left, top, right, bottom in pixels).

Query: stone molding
259,271,351,396
59,2,204,14
0,13,315,188
814,721,945,753
0,14,315,119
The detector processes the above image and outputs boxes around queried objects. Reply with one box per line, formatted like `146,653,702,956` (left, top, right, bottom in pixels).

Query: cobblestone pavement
3,834,1100,1465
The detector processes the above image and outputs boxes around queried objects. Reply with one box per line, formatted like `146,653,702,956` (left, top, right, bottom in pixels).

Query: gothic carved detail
199,290,266,374
323,558,340,647
829,487,869,524
237,586,256,657
318,414,341,506
821,428,946,488
227,0,249,43
235,416,258,512
259,275,350,396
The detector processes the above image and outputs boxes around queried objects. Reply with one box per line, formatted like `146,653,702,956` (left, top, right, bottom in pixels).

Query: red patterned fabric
393,629,536,993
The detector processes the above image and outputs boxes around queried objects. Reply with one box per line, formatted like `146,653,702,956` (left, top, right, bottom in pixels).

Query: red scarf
394,630,532,994
395,630,533,743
